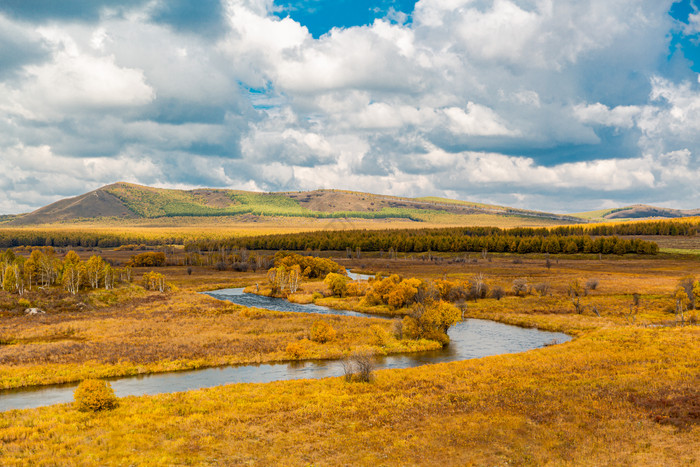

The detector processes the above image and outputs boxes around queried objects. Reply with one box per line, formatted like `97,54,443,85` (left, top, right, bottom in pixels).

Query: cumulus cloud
573,103,641,129
0,0,699,214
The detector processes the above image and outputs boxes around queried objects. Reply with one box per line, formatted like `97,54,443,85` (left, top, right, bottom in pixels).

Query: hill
0,215,16,225
575,204,700,221
6,182,583,227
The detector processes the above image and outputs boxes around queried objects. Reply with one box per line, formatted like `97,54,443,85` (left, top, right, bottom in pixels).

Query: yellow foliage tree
401,300,461,345
324,273,349,297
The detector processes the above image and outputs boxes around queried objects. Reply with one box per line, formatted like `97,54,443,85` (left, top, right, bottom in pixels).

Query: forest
192,230,660,255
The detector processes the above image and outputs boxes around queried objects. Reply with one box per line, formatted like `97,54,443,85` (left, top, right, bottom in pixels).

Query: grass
1,249,699,464
0,265,441,390
0,324,697,465
660,248,700,256
105,183,546,224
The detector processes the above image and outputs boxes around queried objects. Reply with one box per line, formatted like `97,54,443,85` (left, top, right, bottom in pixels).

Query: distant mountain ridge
6,183,696,227
575,204,700,221
4,182,584,226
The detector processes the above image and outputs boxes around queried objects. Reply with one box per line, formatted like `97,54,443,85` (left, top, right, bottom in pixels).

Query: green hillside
105,183,444,221
8,182,586,226
572,208,622,220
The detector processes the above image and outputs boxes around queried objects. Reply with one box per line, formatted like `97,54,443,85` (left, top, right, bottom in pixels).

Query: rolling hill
5,182,584,226
574,204,700,221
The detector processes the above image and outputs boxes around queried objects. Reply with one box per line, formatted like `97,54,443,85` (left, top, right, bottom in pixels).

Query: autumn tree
324,273,349,297
85,255,105,289
2,264,18,294
674,286,690,326
63,263,83,295
402,300,461,345
142,271,167,292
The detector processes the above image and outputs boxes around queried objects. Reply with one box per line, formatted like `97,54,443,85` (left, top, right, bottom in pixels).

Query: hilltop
4,182,583,227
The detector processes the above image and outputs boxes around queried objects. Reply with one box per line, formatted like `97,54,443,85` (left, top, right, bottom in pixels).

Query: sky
1,0,700,214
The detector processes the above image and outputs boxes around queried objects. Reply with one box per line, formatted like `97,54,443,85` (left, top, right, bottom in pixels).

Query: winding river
0,282,570,411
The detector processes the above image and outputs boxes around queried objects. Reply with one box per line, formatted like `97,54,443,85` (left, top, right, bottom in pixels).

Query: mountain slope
9,186,138,225
7,182,583,226
575,204,700,221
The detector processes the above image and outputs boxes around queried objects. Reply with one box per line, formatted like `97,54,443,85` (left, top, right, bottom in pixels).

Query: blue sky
274,0,417,37
0,0,700,214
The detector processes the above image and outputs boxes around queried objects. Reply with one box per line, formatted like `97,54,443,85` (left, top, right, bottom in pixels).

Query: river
0,286,570,411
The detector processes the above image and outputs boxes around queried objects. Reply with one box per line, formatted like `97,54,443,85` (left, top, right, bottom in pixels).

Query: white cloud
573,103,641,128
444,103,518,136
0,28,154,121
2,0,700,215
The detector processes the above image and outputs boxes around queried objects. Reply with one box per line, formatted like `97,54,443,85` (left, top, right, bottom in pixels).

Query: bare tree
342,349,375,383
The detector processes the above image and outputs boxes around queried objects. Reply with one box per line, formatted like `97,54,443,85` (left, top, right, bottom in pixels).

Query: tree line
0,218,693,249
0,230,183,249
190,230,659,255
1,247,132,296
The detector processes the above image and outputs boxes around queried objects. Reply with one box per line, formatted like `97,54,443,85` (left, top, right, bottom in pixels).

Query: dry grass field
0,211,569,243
0,242,699,465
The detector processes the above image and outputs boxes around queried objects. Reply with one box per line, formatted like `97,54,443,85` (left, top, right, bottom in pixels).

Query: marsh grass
1,247,700,464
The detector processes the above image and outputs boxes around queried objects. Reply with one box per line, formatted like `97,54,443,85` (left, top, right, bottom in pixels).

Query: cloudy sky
1,0,700,214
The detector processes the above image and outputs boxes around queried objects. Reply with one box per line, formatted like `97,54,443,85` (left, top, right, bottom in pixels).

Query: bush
490,286,505,300
310,320,336,343
128,252,166,267
285,339,311,359
73,379,118,412
311,291,324,301
324,273,349,297
342,349,375,383
532,283,551,296
369,324,389,346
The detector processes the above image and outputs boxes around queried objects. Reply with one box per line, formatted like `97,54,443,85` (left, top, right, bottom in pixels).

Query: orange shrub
128,252,166,267
310,320,337,343
73,379,118,412
285,339,311,359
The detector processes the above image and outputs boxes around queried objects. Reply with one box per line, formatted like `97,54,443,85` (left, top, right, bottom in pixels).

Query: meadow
0,229,698,464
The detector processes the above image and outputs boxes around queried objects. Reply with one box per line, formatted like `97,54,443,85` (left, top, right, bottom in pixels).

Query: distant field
0,213,571,242
623,235,700,251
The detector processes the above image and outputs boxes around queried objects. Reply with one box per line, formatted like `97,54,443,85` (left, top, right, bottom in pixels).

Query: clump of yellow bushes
310,320,336,343
73,379,118,412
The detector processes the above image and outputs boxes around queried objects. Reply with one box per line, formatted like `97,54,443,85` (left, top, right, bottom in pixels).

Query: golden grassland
0,251,699,465
0,266,440,390
0,212,570,240
0,322,697,465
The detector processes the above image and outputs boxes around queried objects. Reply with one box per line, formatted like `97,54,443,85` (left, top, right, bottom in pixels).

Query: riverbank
1,253,699,464
1,323,697,465
0,286,443,390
